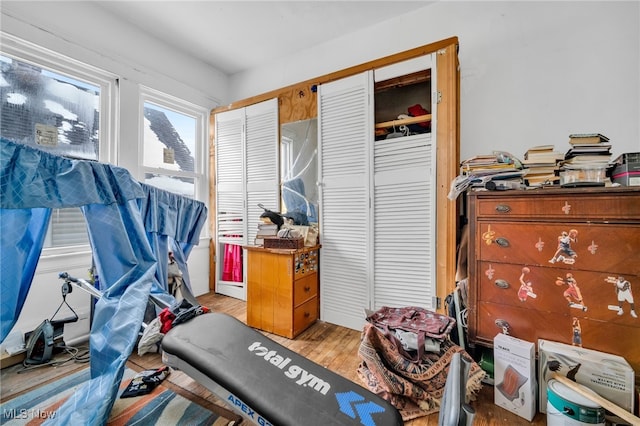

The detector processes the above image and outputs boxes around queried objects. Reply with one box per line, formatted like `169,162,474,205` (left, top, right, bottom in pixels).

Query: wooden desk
245,245,320,338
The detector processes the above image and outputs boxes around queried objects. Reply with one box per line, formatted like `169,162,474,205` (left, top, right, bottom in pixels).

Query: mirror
280,118,318,226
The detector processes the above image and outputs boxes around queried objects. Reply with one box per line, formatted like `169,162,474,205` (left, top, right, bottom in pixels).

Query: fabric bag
357,323,485,421
366,306,456,361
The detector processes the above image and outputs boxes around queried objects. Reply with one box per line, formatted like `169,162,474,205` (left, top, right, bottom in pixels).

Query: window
140,88,207,201
1,33,117,250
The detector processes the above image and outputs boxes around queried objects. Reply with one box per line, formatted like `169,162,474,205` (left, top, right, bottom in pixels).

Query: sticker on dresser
548,228,579,264
555,273,587,312
570,317,582,347
605,275,637,319
517,267,537,302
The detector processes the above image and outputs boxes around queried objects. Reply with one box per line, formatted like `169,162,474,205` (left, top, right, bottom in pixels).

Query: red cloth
222,243,243,282
159,307,176,333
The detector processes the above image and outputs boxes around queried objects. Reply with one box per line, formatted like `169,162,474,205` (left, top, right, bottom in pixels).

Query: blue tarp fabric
0,139,208,425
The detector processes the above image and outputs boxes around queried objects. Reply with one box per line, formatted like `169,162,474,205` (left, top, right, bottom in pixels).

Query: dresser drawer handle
304,312,310,318
495,204,511,213
495,237,510,247
304,286,311,292
495,319,510,334
495,279,510,289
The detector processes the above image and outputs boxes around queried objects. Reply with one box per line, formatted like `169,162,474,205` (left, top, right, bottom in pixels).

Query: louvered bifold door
318,71,373,331
215,108,245,246
245,98,279,245
372,133,436,310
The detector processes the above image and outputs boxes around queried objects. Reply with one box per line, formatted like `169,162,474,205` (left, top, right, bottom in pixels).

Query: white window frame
139,87,209,209
1,32,118,255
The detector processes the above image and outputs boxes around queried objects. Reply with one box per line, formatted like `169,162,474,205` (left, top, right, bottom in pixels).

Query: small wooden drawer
474,189,640,221
293,297,318,337
477,222,640,275
478,261,640,325
294,273,318,307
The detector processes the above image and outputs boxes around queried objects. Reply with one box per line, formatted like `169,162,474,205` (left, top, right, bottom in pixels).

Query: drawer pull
495,279,510,289
304,286,311,292
304,312,310,318
495,204,511,213
495,237,510,247
495,319,510,334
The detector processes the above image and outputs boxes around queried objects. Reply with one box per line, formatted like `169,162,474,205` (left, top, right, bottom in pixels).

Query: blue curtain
0,139,208,425
0,208,51,339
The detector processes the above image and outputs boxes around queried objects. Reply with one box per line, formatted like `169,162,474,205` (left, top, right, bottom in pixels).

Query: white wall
229,1,640,161
1,1,222,344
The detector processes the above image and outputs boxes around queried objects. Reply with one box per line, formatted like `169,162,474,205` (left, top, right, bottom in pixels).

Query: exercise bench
161,312,403,426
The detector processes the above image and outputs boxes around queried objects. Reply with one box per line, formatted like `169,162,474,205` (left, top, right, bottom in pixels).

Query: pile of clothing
357,306,485,421
137,300,210,356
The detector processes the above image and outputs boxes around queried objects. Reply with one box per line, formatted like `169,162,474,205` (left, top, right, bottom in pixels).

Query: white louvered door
318,71,374,331
245,99,280,245
215,98,279,300
318,55,436,331
215,108,245,247
372,133,435,309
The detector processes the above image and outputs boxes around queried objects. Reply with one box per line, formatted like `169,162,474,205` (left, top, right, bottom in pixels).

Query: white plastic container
546,379,605,426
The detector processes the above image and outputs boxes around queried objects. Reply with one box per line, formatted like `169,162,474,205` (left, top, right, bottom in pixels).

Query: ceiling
94,1,432,76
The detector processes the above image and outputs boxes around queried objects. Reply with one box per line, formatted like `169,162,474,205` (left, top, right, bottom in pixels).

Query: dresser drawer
478,261,639,325
475,302,640,372
294,273,318,307
293,297,318,337
474,189,640,221
477,222,640,275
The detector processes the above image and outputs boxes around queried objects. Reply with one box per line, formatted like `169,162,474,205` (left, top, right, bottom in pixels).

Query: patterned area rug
0,368,239,425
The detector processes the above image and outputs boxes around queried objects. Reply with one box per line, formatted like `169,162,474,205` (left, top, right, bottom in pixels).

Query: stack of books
522,145,563,186
254,222,278,246
563,133,612,168
448,152,526,199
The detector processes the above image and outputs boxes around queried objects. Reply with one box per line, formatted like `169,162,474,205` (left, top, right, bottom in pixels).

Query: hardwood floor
1,292,547,425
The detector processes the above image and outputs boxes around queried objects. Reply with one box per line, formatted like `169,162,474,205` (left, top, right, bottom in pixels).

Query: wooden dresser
467,187,640,374
245,245,320,338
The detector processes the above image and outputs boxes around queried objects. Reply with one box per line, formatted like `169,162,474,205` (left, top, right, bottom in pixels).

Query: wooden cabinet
246,245,320,338
467,187,640,373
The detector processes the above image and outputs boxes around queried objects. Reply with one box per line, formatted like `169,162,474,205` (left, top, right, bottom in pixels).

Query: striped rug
0,368,237,425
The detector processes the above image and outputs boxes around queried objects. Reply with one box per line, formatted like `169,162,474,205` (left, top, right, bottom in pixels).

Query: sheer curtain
0,139,208,424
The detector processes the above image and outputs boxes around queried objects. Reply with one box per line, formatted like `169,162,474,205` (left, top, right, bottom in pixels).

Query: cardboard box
538,339,635,414
494,333,537,421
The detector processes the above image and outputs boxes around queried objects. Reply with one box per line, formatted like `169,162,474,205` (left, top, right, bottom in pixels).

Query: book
568,133,609,145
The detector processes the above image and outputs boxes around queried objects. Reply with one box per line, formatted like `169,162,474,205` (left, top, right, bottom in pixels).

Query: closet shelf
374,114,432,129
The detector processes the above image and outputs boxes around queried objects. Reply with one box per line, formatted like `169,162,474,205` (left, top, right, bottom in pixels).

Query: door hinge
435,91,442,104
433,296,441,309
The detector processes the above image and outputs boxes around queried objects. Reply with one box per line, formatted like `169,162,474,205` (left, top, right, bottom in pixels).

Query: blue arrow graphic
354,401,384,426
335,391,385,426
336,391,364,418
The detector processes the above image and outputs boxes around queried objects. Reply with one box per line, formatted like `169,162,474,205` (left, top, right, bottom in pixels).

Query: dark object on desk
561,181,605,188
485,180,522,191
258,203,284,228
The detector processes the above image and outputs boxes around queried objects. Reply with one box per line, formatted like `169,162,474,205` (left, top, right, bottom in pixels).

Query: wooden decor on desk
263,236,304,249
245,245,320,339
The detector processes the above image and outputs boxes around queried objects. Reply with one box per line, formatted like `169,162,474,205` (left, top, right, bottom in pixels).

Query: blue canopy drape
0,139,208,425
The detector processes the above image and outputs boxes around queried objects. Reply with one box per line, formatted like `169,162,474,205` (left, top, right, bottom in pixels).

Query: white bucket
547,379,605,426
